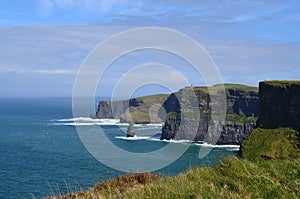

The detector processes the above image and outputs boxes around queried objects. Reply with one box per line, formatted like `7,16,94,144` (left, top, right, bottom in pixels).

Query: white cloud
1,0,300,96
1,23,299,89
0,68,76,75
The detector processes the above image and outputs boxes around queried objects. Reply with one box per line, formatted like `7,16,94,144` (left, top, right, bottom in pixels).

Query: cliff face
96,99,138,119
96,94,169,124
226,89,259,117
161,85,259,144
256,81,300,131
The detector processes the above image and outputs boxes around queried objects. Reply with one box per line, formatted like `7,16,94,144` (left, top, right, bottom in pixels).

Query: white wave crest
53,117,102,122
51,118,165,127
195,142,240,149
115,136,151,140
159,139,192,143
113,134,240,149
51,122,103,126
51,117,130,126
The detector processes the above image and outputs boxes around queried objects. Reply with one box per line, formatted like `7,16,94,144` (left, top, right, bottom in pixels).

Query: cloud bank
0,0,299,96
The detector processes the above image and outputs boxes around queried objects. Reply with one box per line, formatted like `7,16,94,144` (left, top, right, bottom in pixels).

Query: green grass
216,83,258,92
135,94,169,104
119,94,169,123
46,157,300,199
261,80,300,87
225,114,257,123
122,157,300,199
184,84,258,96
241,128,300,161
167,113,257,123
122,110,163,123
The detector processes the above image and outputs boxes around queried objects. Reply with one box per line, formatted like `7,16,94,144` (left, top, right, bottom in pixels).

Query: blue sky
0,0,299,96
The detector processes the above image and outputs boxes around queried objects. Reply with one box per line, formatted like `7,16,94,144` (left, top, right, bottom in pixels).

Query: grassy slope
241,128,300,161
122,94,169,123
46,157,300,199
47,127,300,199
122,158,300,199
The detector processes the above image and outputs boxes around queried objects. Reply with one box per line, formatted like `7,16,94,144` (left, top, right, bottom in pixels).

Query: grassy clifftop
185,83,258,95
261,80,300,87
216,83,258,92
120,94,169,123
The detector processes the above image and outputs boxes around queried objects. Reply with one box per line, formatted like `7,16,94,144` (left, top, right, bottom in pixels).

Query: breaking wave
50,117,164,127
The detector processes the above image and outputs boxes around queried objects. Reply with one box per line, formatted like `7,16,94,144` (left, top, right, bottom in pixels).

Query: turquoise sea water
0,97,238,199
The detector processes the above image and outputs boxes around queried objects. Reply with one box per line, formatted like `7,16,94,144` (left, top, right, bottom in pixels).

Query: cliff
96,94,169,124
256,81,300,131
96,84,259,144
161,84,259,144
96,99,139,119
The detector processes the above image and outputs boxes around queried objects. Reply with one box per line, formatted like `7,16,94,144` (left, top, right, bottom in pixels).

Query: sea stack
127,121,136,137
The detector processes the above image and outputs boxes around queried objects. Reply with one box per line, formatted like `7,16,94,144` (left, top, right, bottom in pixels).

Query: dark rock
256,81,300,131
215,121,256,145
160,85,259,145
127,121,135,137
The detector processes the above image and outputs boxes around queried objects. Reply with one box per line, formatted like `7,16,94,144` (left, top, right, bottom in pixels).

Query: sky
0,0,299,97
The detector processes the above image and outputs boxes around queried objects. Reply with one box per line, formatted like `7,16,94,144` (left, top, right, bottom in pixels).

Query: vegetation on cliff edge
121,94,169,123
261,80,300,87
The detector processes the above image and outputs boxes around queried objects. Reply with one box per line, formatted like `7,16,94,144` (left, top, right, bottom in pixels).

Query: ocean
0,97,239,199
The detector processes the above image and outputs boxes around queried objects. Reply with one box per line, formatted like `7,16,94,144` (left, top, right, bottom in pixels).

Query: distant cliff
256,81,300,131
161,84,259,145
96,99,139,119
96,94,169,124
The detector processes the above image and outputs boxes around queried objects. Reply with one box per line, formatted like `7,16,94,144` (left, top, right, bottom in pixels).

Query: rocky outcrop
214,121,256,145
96,99,138,119
96,94,169,124
161,85,259,144
226,88,259,117
127,121,136,137
256,81,300,131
